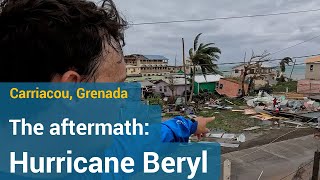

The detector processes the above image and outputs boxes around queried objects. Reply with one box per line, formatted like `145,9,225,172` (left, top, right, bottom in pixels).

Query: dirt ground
220,127,316,154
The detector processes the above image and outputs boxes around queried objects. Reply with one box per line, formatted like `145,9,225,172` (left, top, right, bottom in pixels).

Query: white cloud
111,0,320,65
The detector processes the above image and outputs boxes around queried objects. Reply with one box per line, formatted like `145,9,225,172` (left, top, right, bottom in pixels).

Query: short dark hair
0,0,127,82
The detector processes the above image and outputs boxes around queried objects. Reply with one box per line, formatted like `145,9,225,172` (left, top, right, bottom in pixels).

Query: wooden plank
312,150,320,180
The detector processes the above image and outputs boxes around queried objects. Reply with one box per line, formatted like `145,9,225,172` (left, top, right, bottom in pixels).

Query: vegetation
272,81,297,93
198,109,261,133
147,94,163,107
166,74,176,100
188,33,221,103
277,57,293,82
163,97,258,132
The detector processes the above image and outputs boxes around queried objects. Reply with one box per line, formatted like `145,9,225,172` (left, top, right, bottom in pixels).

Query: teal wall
194,82,217,95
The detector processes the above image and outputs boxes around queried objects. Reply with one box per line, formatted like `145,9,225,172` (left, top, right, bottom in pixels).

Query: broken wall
297,79,320,94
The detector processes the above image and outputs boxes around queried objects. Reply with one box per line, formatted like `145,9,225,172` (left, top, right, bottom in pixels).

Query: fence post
312,150,319,180
223,159,231,180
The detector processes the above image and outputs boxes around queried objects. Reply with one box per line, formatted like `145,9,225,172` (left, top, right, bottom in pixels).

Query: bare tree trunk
171,88,175,102
241,69,247,97
248,77,254,94
188,66,196,104
279,71,285,82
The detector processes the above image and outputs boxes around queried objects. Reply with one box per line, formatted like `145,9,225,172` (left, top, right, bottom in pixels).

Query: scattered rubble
243,126,261,131
282,120,304,128
219,143,239,148
237,134,246,142
247,91,320,113
162,90,319,148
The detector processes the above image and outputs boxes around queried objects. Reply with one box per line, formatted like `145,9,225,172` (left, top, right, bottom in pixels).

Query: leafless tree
167,74,176,101
241,50,271,97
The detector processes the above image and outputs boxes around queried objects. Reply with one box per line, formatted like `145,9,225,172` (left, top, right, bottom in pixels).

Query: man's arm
161,116,215,142
161,116,197,142
101,116,215,179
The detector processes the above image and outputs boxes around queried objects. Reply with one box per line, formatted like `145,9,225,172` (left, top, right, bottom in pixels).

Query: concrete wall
305,63,320,80
125,55,171,77
254,79,268,89
216,79,248,98
231,65,277,80
297,79,320,94
155,81,170,96
231,65,245,77
175,85,190,96
126,66,141,76
254,75,277,89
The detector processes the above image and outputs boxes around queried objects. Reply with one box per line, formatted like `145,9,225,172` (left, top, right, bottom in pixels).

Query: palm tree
188,33,221,103
278,57,293,82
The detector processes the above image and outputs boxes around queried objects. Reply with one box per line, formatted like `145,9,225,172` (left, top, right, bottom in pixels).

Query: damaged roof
221,78,244,84
139,81,155,88
305,55,320,63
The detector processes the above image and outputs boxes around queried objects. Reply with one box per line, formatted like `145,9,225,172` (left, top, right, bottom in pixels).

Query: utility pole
182,38,187,105
312,150,319,180
289,59,296,80
241,51,247,97
174,53,177,67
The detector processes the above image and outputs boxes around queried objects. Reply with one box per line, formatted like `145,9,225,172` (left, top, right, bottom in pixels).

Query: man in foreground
0,0,213,142
0,1,218,179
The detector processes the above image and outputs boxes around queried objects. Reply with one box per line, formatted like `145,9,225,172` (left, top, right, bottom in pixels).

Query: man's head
0,0,127,82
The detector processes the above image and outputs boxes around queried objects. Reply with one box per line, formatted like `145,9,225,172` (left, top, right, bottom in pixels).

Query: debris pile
163,90,320,149
246,90,320,113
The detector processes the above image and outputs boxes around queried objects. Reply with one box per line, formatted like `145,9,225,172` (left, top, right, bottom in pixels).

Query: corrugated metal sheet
195,74,223,83
154,77,190,85
139,81,155,88
143,55,169,60
300,112,320,119
164,78,190,85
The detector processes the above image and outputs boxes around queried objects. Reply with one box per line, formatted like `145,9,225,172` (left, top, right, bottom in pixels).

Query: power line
268,34,320,56
288,62,305,66
142,58,307,77
149,55,309,76
222,33,320,64
183,32,320,66
184,53,320,66
130,8,320,26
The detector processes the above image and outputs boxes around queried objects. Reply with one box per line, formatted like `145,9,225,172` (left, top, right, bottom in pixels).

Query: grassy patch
272,81,297,93
163,112,180,118
198,109,261,133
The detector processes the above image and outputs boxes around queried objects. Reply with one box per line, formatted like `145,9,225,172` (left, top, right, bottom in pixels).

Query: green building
194,74,223,95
